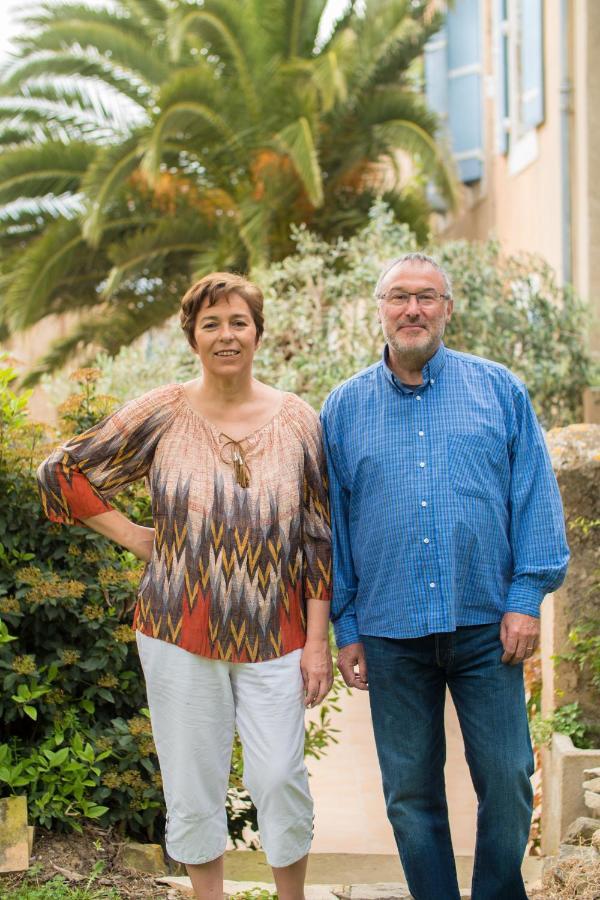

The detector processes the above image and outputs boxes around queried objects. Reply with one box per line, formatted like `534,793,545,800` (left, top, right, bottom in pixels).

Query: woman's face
192,292,259,376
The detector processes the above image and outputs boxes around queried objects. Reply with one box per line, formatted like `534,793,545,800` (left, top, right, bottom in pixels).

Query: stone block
119,841,166,874
27,825,34,855
156,875,194,895
583,387,600,424
0,795,29,873
592,829,600,850
333,886,412,900
584,767,600,778
558,843,599,861
583,776,600,791
563,816,600,844
541,734,600,854
584,790,600,816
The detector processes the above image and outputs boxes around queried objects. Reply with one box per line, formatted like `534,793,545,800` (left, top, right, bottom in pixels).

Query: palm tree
0,0,455,381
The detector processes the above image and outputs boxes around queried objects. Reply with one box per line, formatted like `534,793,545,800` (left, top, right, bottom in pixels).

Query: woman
37,272,333,900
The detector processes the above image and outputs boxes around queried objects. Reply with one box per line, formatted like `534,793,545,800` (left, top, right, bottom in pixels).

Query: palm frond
2,217,87,328
311,50,347,110
21,291,180,386
102,218,210,298
0,97,125,144
374,119,457,207
273,117,323,207
141,99,238,180
81,137,143,244
17,21,169,87
1,52,152,109
167,8,259,116
0,141,95,204
16,79,144,133
118,0,169,25
287,0,328,57
22,3,150,41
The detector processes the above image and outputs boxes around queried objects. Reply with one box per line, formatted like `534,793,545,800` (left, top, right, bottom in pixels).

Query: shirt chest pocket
448,431,509,502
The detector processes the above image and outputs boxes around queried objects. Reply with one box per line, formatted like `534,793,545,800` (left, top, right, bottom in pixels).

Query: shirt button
423,537,430,544
421,500,427,507
429,581,436,588
415,395,422,401
419,461,425,468
418,430,424,437
430,379,435,385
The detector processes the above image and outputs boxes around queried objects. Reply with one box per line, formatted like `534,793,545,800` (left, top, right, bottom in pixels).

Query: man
320,253,569,900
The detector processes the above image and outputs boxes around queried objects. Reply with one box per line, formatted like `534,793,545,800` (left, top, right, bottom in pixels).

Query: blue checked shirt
320,343,569,648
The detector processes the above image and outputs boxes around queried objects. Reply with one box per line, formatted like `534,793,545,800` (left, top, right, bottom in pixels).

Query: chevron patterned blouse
37,384,332,662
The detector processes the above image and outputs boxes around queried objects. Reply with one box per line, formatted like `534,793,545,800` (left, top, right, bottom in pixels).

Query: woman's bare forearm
305,597,331,644
81,509,154,562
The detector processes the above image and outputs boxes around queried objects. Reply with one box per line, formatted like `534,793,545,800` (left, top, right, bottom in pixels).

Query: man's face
376,261,453,364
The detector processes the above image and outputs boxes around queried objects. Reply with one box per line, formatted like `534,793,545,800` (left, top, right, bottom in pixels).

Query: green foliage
0,0,455,379
55,203,590,428
529,702,588,749
230,891,276,900
1,874,118,899
0,362,341,845
531,515,600,750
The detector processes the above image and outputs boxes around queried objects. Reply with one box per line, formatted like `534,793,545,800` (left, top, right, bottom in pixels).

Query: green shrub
0,364,342,843
45,203,591,429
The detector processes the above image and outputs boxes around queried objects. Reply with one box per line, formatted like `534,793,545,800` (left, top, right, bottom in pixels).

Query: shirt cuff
505,577,545,618
332,611,360,649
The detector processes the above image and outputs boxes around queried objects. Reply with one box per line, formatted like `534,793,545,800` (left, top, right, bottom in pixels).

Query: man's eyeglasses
376,289,449,309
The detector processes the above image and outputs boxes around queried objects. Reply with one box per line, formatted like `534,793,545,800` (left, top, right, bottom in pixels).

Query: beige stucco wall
4,316,77,424
440,0,562,273
572,0,600,356
437,0,600,361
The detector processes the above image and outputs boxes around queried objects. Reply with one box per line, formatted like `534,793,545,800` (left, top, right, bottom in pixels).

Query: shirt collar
381,342,447,392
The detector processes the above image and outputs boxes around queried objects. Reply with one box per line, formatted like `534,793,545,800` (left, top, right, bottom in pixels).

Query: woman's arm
80,509,155,563
301,597,333,708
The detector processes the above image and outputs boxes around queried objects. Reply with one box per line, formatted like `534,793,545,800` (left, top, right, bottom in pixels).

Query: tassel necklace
220,435,251,488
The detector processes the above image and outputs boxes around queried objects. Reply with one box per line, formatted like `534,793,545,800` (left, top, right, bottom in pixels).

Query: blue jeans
361,623,534,900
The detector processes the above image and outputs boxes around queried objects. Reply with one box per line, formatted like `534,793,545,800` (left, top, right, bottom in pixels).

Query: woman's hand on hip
127,524,155,563
301,638,333,708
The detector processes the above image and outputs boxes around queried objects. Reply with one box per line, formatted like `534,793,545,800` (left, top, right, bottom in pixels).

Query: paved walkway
307,686,478,856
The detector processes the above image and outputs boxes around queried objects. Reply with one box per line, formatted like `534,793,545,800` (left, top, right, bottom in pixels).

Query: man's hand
337,642,369,690
500,612,540,665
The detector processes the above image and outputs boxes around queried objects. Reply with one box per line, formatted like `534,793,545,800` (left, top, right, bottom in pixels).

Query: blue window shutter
494,0,509,153
446,0,484,183
425,27,448,122
520,0,544,128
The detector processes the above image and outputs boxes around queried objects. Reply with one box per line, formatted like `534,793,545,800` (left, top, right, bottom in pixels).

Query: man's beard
385,322,444,368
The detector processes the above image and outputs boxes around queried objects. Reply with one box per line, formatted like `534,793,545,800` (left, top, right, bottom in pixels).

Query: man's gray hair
374,252,453,300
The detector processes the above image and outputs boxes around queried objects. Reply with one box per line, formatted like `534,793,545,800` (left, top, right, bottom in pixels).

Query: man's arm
501,382,570,664
320,408,368,689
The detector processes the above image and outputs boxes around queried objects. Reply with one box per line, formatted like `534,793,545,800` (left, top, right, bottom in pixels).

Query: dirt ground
0,825,176,898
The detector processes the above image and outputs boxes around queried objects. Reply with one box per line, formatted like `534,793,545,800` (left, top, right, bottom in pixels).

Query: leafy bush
0,364,342,843
45,203,591,428
529,701,589,749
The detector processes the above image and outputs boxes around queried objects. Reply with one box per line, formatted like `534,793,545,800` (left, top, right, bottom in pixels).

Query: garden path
307,687,478,855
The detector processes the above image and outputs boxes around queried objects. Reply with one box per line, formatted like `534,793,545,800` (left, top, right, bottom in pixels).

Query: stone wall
540,425,600,854
542,424,600,723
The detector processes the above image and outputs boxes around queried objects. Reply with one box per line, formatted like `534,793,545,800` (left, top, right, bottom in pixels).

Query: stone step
157,852,544,898
158,877,473,899
221,851,543,888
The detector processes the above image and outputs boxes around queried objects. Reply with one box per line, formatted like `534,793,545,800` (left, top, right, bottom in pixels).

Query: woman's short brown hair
180,272,264,348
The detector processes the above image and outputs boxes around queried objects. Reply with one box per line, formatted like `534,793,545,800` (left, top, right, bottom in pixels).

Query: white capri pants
136,632,313,867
